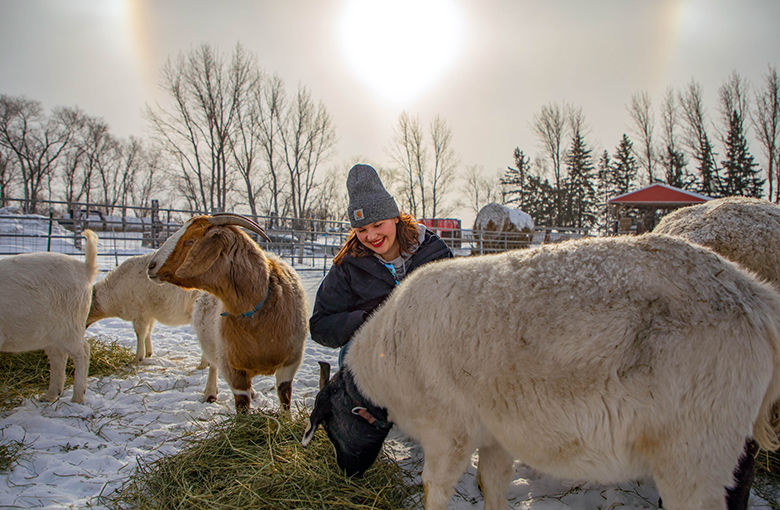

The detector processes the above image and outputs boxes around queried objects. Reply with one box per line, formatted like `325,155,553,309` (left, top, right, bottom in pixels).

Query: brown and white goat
146,213,308,413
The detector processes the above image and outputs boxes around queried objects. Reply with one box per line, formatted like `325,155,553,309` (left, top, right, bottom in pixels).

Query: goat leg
228,368,253,413
726,439,759,510
277,380,292,411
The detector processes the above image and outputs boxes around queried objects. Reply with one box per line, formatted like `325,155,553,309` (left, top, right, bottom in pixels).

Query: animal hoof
235,394,251,412
205,395,218,403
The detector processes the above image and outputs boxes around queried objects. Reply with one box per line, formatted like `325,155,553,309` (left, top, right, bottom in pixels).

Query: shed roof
608,183,712,208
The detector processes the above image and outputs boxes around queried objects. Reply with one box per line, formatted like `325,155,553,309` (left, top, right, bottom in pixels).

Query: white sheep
86,252,200,364
654,195,780,509
654,196,780,287
304,234,780,510
0,230,99,404
146,213,308,413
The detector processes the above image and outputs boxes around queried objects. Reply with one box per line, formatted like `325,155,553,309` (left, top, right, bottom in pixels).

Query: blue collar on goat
220,280,270,318
302,367,392,477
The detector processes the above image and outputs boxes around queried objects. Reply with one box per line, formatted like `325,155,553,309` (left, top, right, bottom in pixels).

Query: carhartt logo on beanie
347,164,400,228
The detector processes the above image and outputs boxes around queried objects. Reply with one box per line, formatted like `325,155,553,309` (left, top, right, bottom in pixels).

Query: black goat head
302,364,392,477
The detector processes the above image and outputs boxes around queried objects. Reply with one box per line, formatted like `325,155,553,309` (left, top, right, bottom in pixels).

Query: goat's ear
176,230,226,279
318,361,331,390
302,386,332,447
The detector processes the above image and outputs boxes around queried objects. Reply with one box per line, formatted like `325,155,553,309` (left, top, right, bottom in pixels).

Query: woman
309,164,453,362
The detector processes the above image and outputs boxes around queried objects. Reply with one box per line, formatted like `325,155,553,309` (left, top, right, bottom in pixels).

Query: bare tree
257,74,287,224
659,88,677,152
717,71,751,143
0,96,77,212
531,101,570,190
114,137,144,212
145,42,256,212
309,163,348,223
279,85,337,221
716,70,763,197
753,65,780,202
569,106,587,138
678,81,719,195
386,112,459,218
628,91,656,184
59,111,138,212
84,117,122,211
428,115,459,218
387,111,426,216
0,144,18,205
230,66,267,221
132,142,168,214
462,164,501,216
60,108,90,205
658,88,690,188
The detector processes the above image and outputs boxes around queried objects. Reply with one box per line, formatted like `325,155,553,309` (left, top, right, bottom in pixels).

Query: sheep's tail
82,229,99,283
753,313,780,451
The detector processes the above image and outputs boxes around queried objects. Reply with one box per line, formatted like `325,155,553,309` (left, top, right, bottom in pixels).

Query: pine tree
659,145,689,189
696,134,721,197
596,150,613,231
720,109,764,197
523,174,557,226
502,148,564,226
501,148,530,209
563,132,597,228
611,134,638,195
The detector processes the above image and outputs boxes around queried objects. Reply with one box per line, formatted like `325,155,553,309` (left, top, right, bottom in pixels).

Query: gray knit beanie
346,164,400,228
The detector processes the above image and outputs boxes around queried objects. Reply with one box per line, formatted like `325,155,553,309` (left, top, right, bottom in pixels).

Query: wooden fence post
151,200,161,249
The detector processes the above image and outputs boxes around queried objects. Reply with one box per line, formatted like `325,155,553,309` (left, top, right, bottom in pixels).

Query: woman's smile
356,218,400,261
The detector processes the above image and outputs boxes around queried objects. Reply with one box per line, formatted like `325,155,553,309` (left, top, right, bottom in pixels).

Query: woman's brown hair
332,213,420,265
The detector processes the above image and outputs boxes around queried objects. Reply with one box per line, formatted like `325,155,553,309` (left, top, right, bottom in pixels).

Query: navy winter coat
309,229,453,349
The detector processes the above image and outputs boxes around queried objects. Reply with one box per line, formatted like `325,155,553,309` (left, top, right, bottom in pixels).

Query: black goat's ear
302,386,332,446
318,361,331,390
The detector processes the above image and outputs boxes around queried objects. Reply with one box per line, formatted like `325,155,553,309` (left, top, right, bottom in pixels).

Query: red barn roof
608,183,711,208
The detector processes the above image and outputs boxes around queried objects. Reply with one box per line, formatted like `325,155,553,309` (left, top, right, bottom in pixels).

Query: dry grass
0,334,136,410
0,437,27,472
755,451,780,509
101,409,423,510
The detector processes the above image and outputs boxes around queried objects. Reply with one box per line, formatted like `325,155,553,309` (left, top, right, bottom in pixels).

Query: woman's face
355,217,400,261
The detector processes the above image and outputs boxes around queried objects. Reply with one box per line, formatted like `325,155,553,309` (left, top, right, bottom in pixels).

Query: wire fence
0,197,590,273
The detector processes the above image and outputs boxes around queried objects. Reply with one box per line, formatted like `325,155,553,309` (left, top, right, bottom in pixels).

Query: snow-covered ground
0,210,771,509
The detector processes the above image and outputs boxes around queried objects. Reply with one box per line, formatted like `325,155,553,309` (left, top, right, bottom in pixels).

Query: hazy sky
1,0,779,224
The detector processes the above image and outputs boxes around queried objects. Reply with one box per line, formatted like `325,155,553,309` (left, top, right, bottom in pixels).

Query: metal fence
0,198,590,273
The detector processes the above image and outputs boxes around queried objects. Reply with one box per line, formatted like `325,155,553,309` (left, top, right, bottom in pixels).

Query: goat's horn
318,361,331,390
208,213,272,243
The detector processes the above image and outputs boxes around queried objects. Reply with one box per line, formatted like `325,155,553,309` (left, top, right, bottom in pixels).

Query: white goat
304,234,780,510
86,252,200,364
0,230,99,403
146,213,308,413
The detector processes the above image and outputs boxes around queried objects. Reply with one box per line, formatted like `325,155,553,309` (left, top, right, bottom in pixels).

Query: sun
338,0,465,104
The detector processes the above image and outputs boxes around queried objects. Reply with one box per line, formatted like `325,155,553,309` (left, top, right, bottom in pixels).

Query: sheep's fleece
654,196,780,286
310,233,780,510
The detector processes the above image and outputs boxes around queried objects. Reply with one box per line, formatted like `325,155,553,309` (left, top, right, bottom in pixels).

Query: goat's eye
185,239,195,246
